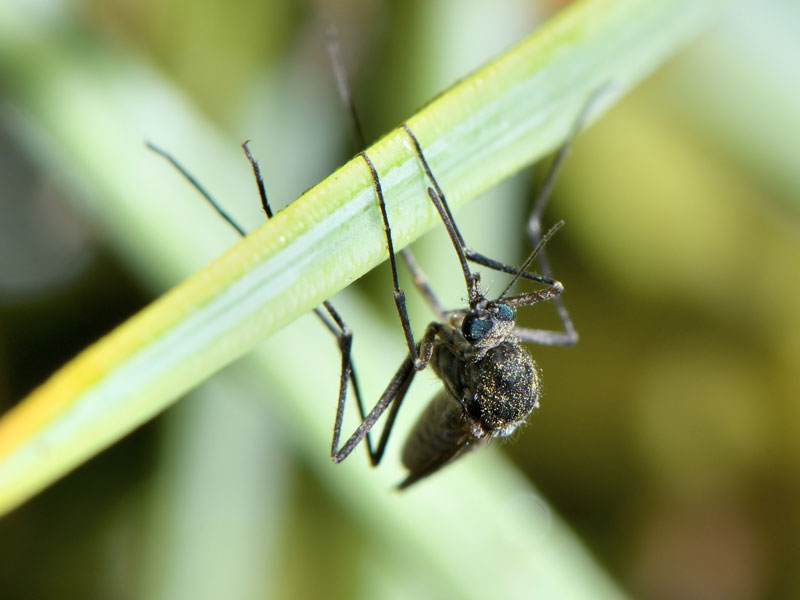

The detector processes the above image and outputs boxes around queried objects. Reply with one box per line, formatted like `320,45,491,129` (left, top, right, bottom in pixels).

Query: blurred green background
1,0,798,598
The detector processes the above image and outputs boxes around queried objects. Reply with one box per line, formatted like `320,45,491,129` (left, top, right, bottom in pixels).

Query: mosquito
327,140,583,489
324,30,597,488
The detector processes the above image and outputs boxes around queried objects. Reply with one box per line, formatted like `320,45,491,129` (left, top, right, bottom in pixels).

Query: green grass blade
0,0,722,523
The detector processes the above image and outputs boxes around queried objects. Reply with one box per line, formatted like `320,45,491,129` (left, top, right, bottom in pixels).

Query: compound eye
496,304,514,321
462,314,492,342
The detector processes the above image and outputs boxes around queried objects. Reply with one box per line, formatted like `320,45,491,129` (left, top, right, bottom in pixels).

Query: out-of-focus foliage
0,1,797,599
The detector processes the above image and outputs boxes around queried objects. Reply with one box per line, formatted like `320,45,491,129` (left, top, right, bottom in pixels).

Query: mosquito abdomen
399,390,487,488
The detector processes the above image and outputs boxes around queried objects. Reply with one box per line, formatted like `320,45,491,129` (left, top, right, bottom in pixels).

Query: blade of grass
0,0,723,519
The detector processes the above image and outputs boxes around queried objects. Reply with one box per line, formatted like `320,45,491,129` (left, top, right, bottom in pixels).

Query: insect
322,30,597,487
151,34,596,488
329,129,586,488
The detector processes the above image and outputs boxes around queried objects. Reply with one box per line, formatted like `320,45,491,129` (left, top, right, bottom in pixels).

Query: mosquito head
461,300,516,349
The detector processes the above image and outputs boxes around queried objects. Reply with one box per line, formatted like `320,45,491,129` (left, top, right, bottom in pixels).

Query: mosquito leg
330,320,441,464
151,140,376,460
238,143,375,459
521,96,602,347
326,27,438,459
519,240,577,345
328,28,456,460
503,284,580,346
371,321,442,462
401,126,479,302
147,142,247,236
400,124,465,248
313,301,375,458
463,250,549,284
328,27,448,364
526,89,610,344
361,151,430,370
367,356,415,466
325,25,367,151
242,141,273,218
331,356,414,463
